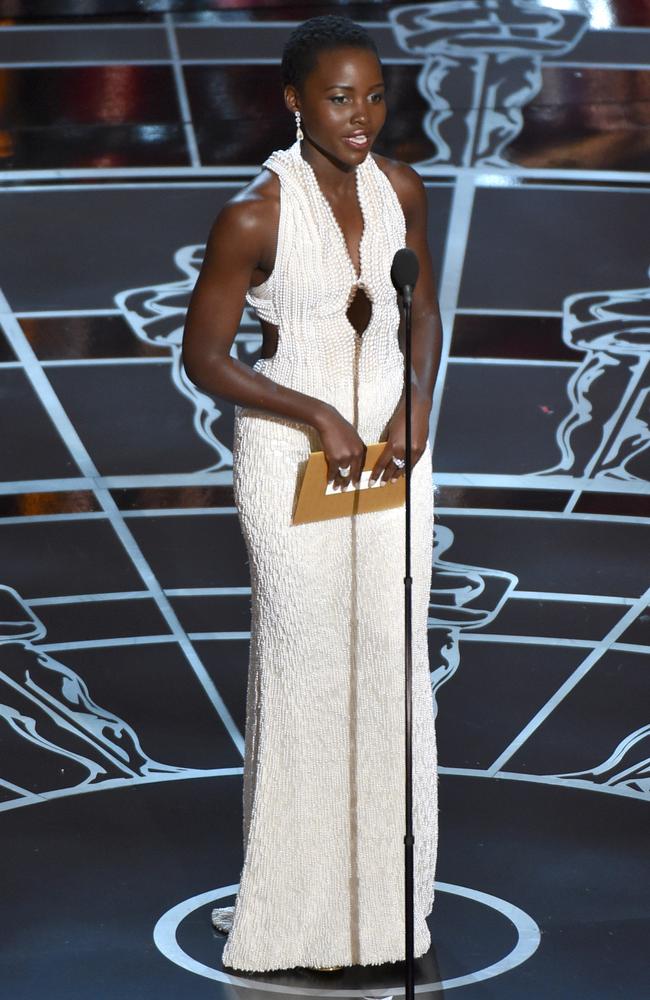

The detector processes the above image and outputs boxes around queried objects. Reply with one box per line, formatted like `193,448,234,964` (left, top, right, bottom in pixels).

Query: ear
284,85,300,115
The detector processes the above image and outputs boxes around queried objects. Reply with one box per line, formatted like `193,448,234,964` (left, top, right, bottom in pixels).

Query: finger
334,456,353,492
328,458,348,492
381,461,399,484
393,449,407,474
381,456,401,485
370,446,393,486
353,445,367,488
327,458,340,492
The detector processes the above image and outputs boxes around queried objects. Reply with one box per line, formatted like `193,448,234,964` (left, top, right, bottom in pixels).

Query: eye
369,92,385,103
330,95,348,104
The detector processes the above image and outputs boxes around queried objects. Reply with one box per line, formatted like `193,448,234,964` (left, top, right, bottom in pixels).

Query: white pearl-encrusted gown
219,139,438,972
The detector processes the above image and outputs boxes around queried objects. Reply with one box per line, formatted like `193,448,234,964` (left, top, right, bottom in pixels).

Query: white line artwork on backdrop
114,244,261,472
0,584,186,796
428,524,518,710
553,722,650,796
535,265,650,485
428,524,650,802
390,0,589,167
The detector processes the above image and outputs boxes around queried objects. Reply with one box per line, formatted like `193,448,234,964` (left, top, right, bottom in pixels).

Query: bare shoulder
208,168,280,247
371,153,426,223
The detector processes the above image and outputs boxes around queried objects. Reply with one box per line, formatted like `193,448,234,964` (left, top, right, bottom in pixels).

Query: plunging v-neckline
299,149,366,285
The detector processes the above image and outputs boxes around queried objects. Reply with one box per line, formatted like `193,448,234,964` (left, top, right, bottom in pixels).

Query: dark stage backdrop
0,2,649,999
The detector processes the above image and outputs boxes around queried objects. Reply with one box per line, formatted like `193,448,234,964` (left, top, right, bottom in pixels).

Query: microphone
390,247,419,304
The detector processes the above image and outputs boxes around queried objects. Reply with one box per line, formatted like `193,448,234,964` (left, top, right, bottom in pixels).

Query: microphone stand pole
390,246,420,999
402,281,415,1000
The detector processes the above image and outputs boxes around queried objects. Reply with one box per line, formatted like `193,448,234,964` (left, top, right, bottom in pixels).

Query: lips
343,133,370,149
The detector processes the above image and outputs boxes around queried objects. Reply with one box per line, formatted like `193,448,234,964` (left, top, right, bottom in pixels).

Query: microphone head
390,247,419,295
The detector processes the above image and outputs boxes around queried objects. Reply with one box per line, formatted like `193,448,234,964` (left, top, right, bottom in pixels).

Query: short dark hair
281,15,380,91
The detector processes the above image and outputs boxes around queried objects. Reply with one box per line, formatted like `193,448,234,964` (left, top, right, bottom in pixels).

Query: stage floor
0,2,648,998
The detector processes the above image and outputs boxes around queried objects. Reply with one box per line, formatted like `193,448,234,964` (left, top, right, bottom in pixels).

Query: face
285,46,386,166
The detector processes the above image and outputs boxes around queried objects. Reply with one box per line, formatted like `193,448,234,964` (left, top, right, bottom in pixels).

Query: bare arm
181,183,370,488
181,188,333,433
365,157,443,483
390,161,443,422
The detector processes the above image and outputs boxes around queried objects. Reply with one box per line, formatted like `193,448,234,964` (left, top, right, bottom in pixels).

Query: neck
299,135,360,195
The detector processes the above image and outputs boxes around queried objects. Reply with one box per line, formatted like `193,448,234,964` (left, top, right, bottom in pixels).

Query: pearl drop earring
294,110,304,142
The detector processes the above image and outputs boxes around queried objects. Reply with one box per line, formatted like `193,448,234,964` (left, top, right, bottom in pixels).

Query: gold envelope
292,441,405,525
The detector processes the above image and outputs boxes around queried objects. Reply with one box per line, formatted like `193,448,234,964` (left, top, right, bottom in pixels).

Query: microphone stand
390,247,420,1000
402,279,416,1000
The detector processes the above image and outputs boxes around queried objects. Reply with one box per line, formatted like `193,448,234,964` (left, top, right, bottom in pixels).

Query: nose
351,100,369,125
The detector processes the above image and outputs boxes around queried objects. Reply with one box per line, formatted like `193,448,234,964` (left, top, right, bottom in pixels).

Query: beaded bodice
242,139,407,440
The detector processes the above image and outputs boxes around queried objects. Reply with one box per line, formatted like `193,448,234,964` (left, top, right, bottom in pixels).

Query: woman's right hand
315,404,367,492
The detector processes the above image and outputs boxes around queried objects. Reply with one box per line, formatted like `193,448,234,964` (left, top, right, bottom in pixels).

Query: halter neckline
245,137,407,354
293,141,369,286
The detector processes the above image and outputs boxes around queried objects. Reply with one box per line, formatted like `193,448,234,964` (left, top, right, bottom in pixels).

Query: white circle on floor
153,881,541,995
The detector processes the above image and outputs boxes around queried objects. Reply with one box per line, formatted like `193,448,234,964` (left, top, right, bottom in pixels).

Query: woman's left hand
370,394,431,485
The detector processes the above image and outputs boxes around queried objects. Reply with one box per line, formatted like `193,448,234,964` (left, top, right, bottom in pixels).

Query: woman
182,15,443,974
